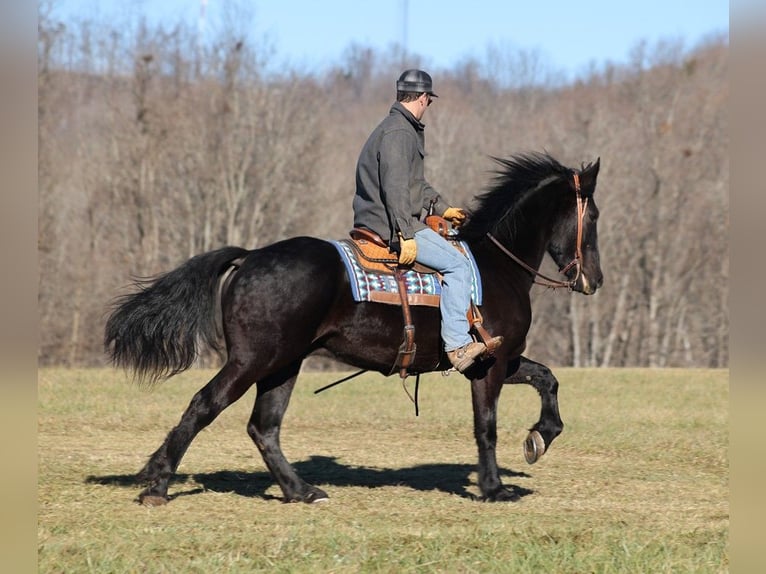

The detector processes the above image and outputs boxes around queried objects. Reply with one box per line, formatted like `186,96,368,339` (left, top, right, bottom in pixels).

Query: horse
104,152,603,505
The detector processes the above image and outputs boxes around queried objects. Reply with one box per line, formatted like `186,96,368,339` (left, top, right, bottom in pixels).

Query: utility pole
196,0,208,78
401,0,408,67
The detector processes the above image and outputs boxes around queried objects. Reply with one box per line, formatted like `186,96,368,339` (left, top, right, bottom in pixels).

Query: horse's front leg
504,356,564,464
470,370,520,502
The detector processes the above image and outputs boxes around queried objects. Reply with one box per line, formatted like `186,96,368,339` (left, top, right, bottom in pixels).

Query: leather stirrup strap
392,267,416,378
469,303,501,355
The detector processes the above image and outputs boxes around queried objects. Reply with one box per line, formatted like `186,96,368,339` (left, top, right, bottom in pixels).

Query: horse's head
547,158,603,295
460,152,604,294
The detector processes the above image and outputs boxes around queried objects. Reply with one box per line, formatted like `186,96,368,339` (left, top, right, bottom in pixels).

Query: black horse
105,152,602,505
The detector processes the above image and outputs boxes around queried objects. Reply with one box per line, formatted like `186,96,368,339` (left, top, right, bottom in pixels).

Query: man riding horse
353,69,503,372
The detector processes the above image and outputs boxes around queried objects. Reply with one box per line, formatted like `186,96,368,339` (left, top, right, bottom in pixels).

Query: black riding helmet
396,69,439,97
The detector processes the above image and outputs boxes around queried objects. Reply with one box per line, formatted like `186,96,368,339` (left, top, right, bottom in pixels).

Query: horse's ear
579,157,600,194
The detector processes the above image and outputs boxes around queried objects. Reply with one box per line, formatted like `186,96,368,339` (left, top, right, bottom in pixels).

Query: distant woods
38,7,728,368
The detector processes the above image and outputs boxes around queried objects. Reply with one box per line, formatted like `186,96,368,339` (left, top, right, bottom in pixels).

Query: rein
487,171,588,291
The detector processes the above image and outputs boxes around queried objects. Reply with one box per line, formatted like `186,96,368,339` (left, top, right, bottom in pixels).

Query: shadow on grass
86,455,534,502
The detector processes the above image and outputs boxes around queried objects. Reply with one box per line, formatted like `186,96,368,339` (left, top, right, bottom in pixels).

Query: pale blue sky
49,0,729,79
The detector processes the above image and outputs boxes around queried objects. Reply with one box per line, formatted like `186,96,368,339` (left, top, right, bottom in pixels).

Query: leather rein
486,172,588,291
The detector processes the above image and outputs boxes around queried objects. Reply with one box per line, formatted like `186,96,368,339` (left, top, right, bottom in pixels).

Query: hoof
523,430,546,464
284,487,329,504
481,487,521,503
305,488,329,504
138,494,169,507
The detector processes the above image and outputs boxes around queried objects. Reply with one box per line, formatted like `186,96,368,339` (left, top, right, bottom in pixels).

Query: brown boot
447,341,488,372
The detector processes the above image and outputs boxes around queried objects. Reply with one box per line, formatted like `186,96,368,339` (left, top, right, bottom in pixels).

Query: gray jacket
353,102,449,244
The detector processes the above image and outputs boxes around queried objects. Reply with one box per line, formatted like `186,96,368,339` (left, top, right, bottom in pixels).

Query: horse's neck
503,199,556,273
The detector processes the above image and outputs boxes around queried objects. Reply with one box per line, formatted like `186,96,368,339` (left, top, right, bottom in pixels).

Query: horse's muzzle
578,271,604,295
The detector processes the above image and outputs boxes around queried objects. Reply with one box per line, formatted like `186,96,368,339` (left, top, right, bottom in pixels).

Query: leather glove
398,234,417,265
443,207,467,227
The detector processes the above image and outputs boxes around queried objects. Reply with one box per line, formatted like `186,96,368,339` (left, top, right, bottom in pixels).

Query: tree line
38,7,728,369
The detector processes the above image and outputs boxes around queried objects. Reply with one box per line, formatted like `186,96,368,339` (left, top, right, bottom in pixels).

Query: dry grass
38,368,728,573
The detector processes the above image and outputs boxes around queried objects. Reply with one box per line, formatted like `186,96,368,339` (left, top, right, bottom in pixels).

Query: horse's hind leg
246,361,327,504
504,356,564,464
136,362,255,505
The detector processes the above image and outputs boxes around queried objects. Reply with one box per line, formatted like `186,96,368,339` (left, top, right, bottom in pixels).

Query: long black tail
104,246,250,385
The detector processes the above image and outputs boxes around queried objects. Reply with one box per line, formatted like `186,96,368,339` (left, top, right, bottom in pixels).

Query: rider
353,69,502,373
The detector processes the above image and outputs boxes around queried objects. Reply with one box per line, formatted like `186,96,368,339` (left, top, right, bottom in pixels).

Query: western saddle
347,216,501,378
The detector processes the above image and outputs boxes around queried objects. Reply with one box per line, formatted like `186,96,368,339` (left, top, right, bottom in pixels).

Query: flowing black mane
459,152,574,241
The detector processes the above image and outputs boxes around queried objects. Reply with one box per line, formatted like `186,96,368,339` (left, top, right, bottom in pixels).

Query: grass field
38,367,728,573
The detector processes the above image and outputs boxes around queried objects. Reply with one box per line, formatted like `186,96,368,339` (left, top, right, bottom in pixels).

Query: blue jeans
413,228,473,351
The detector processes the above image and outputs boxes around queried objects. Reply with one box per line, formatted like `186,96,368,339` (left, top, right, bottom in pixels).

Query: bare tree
37,12,728,368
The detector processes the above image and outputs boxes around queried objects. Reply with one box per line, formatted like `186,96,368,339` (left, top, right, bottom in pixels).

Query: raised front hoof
480,486,521,503
284,487,329,504
137,493,169,507
523,430,546,464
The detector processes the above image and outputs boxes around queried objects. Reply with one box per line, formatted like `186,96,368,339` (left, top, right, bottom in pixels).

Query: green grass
38,368,728,573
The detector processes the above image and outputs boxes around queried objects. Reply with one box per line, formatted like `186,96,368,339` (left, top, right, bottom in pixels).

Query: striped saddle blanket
331,238,482,308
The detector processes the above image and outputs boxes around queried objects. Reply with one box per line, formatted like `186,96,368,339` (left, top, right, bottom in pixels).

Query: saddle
347,217,501,378
347,227,436,275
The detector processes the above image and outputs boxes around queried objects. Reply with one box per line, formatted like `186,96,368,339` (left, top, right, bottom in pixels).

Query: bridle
486,171,588,291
